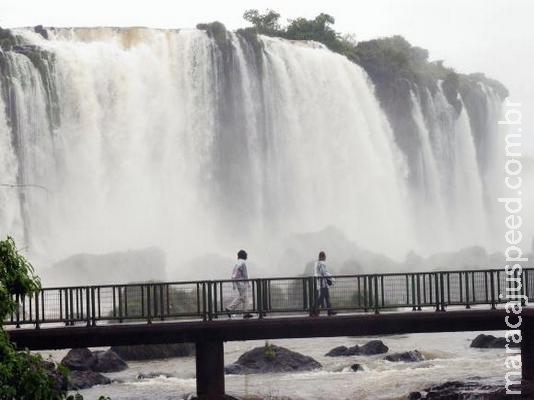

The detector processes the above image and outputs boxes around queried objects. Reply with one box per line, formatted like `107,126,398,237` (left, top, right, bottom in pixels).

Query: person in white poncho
225,249,253,319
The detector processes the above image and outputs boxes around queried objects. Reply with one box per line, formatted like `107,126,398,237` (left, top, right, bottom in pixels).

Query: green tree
243,9,281,34
0,236,83,399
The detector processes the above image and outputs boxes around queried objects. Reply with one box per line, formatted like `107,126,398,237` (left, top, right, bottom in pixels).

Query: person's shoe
225,308,232,318
243,313,253,319
328,310,337,316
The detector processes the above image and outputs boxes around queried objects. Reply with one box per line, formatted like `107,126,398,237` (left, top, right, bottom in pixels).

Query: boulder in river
325,340,388,357
408,380,534,399
225,344,321,375
384,350,424,362
470,334,519,349
350,363,363,372
61,348,97,371
360,340,389,355
93,349,128,372
68,370,111,390
111,343,195,360
137,372,175,380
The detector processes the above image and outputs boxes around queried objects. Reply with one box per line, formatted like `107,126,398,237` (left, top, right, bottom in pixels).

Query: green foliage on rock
263,341,276,360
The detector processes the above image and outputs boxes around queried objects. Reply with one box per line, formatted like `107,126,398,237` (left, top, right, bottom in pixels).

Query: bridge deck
8,308,529,350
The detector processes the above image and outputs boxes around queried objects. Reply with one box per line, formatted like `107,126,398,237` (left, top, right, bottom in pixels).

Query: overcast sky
1,0,532,154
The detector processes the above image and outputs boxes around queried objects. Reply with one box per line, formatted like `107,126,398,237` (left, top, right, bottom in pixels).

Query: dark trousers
315,287,332,312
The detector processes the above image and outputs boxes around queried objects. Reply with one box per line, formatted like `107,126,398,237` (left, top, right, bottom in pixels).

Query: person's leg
314,288,325,315
227,284,244,312
241,285,253,318
325,287,336,315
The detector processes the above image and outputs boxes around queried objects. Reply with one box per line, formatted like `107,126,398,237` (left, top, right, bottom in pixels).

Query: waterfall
0,27,504,274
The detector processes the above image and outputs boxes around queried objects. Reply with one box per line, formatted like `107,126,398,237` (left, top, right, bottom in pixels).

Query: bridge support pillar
522,318,534,382
196,340,225,400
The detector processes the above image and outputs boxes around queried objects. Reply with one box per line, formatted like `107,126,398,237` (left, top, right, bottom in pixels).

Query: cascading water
0,27,507,277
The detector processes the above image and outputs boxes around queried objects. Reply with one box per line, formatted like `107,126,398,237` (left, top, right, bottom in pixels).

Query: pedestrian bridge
6,268,532,399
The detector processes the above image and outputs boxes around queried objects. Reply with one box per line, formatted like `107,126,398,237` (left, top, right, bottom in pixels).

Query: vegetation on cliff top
234,9,508,100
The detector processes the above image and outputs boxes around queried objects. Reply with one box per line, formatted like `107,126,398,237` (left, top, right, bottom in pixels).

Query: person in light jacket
225,249,253,319
313,251,336,316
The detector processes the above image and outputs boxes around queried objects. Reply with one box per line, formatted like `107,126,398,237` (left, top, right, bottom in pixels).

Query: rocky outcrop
225,344,321,375
137,372,175,379
61,348,97,371
407,380,534,399
471,334,519,349
326,340,388,357
350,363,363,372
42,360,69,393
385,350,424,362
61,348,125,389
111,343,195,360
93,349,128,372
68,370,111,390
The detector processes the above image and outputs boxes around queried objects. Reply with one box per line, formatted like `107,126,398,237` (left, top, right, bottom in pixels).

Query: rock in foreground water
61,348,97,371
385,350,424,362
326,340,388,357
470,334,519,349
93,349,128,372
68,370,111,390
225,344,321,375
111,343,195,360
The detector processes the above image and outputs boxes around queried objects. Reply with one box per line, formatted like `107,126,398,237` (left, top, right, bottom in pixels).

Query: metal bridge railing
5,268,531,328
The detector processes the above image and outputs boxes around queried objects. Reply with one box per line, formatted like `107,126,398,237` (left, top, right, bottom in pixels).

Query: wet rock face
68,370,111,390
384,350,424,362
408,380,533,400
61,347,126,389
61,348,97,371
93,349,128,372
350,363,363,372
470,334,519,349
225,344,322,375
111,343,195,360
326,340,389,357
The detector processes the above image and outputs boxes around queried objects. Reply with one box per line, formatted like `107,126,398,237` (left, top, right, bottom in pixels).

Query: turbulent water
0,27,508,274
42,330,509,400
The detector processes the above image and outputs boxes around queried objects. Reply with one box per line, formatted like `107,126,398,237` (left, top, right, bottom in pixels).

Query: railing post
69,288,74,325
146,284,152,324
363,276,368,312
410,275,416,311
490,271,496,310
257,279,263,319
201,282,207,321
524,269,529,306
440,273,445,311
86,288,91,327
309,277,316,316
91,287,96,326
465,272,470,309
118,286,123,323
417,274,422,311
159,284,165,321
434,273,440,312
207,281,213,321
15,294,20,328
374,275,379,314
35,291,40,329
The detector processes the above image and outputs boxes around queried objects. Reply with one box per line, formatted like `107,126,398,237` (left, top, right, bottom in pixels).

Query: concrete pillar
196,340,225,400
522,318,534,382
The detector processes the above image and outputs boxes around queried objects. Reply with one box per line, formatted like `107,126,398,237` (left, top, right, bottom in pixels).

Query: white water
0,28,507,277
43,330,510,400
